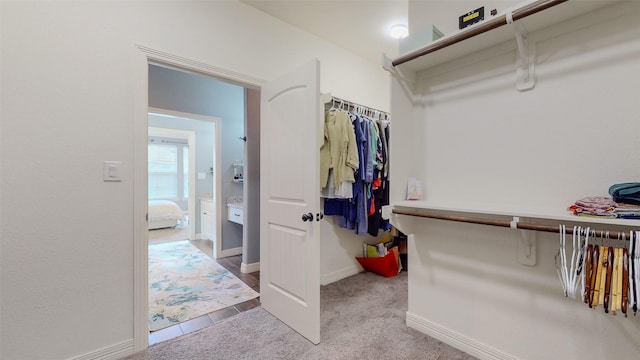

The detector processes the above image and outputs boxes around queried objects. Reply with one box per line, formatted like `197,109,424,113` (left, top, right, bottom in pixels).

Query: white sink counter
227,202,244,225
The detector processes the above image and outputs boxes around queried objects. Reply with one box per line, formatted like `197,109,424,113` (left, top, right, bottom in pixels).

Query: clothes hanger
611,240,620,315
582,228,596,304
629,231,635,314
616,232,627,314
598,232,610,308
594,240,606,307
610,232,620,314
555,225,568,297
569,226,580,299
584,243,593,304
630,231,640,316
578,227,590,299
575,229,640,316
623,245,629,316
615,246,623,314
604,244,614,313
589,240,600,307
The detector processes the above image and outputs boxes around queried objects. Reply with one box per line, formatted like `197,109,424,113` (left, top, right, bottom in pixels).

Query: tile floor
148,242,261,345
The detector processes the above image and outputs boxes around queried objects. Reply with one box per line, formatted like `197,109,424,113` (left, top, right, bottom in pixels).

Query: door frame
148,122,197,242
133,44,266,351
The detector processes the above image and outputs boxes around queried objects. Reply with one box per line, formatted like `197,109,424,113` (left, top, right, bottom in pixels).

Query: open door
260,59,321,344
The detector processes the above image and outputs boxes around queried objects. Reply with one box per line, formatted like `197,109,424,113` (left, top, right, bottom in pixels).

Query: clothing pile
321,107,391,236
568,183,640,219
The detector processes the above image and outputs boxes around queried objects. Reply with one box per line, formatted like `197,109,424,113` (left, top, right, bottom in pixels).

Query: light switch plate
103,161,122,182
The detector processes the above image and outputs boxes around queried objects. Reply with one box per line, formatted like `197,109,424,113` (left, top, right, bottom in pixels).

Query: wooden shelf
391,0,615,73
387,200,640,228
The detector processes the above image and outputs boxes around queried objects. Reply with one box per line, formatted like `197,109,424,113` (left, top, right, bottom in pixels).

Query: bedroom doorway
147,110,222,255
134,47,262,351
148,123,197,243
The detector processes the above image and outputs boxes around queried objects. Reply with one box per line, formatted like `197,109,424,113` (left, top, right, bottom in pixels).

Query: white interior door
260,59,321,344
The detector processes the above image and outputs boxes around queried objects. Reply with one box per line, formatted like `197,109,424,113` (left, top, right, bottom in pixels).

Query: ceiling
241,0,409,66
240,1,524,66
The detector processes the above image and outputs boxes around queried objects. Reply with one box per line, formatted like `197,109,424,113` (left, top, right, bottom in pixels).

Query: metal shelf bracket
511,216,537,266
382,54,423,105
507,11,536,91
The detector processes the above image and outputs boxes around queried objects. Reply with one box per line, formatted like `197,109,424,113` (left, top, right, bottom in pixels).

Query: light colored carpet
129,271,476,360
148,215,190,245
148,240,259,331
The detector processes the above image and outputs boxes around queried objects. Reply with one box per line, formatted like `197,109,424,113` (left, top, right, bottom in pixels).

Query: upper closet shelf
389,0,614,73
386,200,640,228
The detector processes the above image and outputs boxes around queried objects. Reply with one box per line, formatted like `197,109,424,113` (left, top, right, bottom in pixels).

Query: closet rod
391,0,567,67
391,208,632,239
327,95,389,117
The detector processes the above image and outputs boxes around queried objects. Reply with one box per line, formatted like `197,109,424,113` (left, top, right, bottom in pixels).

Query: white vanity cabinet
227,203,243,225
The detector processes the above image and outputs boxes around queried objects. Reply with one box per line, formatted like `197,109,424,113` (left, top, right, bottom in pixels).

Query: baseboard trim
241,261,260,273
321,265,361,286
406,312,517,360
70,339,134,360
219,246,242,258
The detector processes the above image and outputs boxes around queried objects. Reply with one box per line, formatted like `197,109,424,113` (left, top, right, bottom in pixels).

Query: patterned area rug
149,240,260,331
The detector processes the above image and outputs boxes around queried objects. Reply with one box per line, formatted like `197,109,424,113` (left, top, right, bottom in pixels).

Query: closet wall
390,2,640,359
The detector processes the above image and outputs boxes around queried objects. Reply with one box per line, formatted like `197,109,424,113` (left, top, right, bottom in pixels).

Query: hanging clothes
320,97,391,237
349,113,370,235
320,110,359,190
324,111,368,235
368,120,391,236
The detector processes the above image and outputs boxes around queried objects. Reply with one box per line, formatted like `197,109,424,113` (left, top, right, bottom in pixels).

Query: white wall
391,2,640,359
408,0,521,36
0,1,389,359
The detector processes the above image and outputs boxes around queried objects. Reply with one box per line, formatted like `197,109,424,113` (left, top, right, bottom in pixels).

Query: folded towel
609,182,640,205
574,196,617,210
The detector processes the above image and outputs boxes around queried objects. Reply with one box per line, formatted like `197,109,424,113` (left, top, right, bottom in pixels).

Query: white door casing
134,44,266,351
260,59,321,344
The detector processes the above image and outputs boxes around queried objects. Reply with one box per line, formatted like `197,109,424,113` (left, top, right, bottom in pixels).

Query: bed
148,200,186,230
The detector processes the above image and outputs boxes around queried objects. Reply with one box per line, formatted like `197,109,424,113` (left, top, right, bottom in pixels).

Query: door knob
301,212,314,222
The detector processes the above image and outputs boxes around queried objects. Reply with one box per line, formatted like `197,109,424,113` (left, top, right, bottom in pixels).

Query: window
183,149,189,199
148,140,188,200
